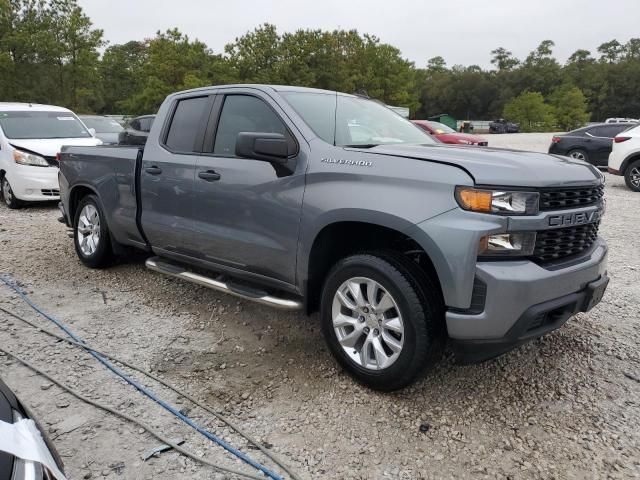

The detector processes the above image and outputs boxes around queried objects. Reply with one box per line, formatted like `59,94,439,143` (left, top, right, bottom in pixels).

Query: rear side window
165,98,209,152
138,117,154,132
213,95,291,156
589,125,624,138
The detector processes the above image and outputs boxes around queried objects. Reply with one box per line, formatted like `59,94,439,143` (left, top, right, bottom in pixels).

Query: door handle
145,166,162,175
198,170,221,182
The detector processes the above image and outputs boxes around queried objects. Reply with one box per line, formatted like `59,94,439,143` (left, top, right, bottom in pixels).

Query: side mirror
235,132,289,164
88,128,97,137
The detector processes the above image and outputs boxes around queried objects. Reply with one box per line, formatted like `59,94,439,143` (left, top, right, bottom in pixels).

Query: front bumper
6,166,59,201
447,238,608,362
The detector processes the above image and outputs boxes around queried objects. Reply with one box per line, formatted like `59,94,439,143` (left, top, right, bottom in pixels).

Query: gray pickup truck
58,85,609,391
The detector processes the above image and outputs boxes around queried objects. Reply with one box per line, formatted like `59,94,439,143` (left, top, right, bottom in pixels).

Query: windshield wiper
342,144,379,149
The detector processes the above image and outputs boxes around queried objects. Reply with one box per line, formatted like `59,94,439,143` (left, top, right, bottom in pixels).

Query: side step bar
145,256,302,311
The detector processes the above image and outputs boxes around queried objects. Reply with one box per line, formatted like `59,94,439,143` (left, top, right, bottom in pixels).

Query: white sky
77,0,640,68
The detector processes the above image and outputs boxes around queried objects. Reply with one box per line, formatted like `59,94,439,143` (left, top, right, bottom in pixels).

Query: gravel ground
1,134,639,480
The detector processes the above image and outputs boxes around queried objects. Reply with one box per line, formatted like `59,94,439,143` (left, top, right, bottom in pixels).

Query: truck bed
59,145,147,247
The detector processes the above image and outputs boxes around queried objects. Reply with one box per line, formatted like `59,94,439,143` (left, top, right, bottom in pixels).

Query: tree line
1,0,639,131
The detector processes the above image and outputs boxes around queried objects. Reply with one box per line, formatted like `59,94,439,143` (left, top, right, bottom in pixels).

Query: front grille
533,222,600,263
41,189,59,196
539,184,604,211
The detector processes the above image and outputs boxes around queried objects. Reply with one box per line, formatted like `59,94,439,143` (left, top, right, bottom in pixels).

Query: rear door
140,94,214,256
190,89,305,287
586,125,623,165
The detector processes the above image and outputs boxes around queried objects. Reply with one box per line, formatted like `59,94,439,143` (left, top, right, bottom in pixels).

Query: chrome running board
145,256,302,311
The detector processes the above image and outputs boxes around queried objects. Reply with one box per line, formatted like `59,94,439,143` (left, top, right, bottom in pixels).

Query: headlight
13,150,49,167
456,187,539,215
479,232,536,257
11,410,45,480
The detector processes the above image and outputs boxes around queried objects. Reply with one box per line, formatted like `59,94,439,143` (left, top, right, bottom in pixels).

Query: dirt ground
1,134,639,480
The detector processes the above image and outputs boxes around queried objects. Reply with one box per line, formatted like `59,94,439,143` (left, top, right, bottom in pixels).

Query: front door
191,92,305,286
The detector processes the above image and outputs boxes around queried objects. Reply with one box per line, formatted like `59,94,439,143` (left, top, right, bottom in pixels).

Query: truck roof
172,84,353,97
0,102,73,113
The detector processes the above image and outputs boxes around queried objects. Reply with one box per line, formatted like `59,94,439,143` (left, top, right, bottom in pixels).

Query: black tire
567,149,589,164
320,251,444,391
624,159,640,192
73,194,114,268
1,176,24,209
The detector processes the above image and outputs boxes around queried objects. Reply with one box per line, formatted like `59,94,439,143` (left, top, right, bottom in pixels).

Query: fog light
479,232,536,257
26,189,34,195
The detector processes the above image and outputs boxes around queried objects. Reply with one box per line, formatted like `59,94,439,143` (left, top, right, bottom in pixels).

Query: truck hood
367,143,602,187
10,137,102,157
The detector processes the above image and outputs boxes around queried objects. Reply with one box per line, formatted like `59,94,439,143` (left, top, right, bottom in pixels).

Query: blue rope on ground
0,274,282,480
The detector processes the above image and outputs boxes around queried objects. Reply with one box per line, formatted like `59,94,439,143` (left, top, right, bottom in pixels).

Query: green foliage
1,0,639,128
503,91,556,132
549,84,590,131
224,25,419,111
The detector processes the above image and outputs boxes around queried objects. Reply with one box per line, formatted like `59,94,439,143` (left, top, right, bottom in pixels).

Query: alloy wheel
2,178,13,206
331,277,405,370
569,151,586,161
77,204,101,256
630,167,640,188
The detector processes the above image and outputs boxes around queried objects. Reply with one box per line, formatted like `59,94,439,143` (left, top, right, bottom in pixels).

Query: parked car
489,118,519,134
412,120,488,146
0,103,102,209
79,115,124,144
118,114,155,145
548,122,636,167
59,85,608,391
0,377,65,479
605,117,639,124
608,123,640,192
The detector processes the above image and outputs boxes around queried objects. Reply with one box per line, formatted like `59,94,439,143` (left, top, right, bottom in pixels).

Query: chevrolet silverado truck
58,85,609,391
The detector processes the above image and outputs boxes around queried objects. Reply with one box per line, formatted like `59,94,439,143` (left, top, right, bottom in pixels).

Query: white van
0,103,102,208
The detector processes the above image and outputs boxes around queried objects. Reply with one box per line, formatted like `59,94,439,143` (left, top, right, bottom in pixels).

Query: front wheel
73,194,114,268
624,160,640,192
320,252,443,391
1,176,24,209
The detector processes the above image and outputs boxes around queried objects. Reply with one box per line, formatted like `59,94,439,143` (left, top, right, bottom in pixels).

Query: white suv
0,103,101,208
608,123,640,192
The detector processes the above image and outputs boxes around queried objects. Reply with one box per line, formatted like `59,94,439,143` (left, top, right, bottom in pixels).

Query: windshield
426,121,455,134
0,111,91,139
80,116,123,133
282,92,434,147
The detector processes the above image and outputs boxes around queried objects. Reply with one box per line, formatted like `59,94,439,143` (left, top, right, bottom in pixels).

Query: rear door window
165,98,209,152
213,95,294,156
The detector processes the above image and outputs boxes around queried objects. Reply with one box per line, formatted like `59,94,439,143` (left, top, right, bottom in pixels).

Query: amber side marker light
456,187,492,212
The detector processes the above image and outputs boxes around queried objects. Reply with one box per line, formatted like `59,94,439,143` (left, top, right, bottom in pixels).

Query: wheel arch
68,184,100,222
302,217,444,315
620,152,640,174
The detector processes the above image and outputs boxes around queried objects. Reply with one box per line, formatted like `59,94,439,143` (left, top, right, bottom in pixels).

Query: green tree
548,84,590,130
598,39,624,63
99,41,146,113
503,91,556,132
490,47,519,71
119,29,235,115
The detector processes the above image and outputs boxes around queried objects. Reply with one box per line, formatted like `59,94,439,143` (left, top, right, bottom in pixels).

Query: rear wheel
568,149,589,163
1,176,24,209
320,252,443,391
624,160,640,192
73,195,114,268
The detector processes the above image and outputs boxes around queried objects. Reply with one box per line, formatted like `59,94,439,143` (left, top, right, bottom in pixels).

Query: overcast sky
77,0,640,68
